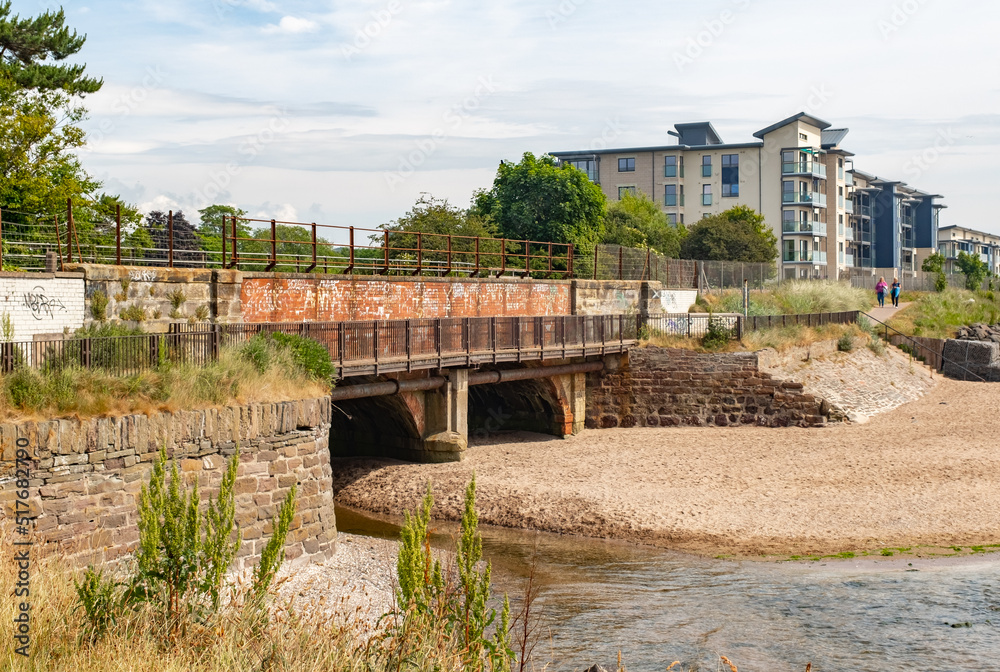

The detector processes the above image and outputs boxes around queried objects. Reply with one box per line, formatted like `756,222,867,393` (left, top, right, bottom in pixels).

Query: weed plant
695,280,873,316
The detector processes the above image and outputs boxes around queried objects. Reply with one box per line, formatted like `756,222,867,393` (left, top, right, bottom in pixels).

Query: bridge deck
175,314,638,378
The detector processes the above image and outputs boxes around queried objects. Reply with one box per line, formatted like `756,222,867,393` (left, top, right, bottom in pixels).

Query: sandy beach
332,376,1000,558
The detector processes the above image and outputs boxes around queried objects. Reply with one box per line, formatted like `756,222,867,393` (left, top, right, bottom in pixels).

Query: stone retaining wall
586,347,829,429
941,339,1000,381
0,397,336,569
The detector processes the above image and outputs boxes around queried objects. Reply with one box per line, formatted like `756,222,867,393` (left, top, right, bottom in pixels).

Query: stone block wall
941,339,1000,381
0,397,335,569
586,347,829,429
68,264,242,331
0,271,86,339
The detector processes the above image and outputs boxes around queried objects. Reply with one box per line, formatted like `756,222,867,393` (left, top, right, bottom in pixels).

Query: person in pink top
875,276,888,307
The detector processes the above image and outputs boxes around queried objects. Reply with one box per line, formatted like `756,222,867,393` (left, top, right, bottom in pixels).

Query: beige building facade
552,112,944,280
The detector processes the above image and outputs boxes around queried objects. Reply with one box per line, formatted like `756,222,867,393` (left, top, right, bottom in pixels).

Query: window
701,155,712,177
565,158,598,182
618,157,635,172
664,155,677,177
664,184,677,206
702,184,712,206
722,154,739,197
667,213,677,226
782,180,795,203
799,132,808,141
618,186,636,199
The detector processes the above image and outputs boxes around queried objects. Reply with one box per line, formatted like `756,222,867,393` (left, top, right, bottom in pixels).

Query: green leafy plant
0,310,13,341
90,290,109,321
836,332,854,352
701,315,731,350
73,567,124,643
251,484,296,602
392,478,514,672
194,304,210,321
269,332,335,381
935,272,947,293
115,277,131,303
167,288,186,311
120,303,147,322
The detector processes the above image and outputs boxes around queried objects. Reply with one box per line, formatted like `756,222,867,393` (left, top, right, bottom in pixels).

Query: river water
335,505,1000,672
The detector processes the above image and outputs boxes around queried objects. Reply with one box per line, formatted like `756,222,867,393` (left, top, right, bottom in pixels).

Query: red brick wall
587,347,829,429
241,275,572,323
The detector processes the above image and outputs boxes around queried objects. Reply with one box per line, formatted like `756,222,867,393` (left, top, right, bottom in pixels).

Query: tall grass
644,323,865,353
695,280,874,316
887,288,1000,338
0,339,331,421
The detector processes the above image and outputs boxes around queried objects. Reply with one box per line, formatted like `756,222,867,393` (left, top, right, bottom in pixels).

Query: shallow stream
336,505,1000,672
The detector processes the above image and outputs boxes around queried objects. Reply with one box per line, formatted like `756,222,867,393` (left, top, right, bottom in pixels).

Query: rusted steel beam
329,376,446,401
468,360,604,386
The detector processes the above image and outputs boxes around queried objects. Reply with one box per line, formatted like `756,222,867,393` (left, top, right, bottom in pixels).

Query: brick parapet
0,397,335,569
586,347,829,429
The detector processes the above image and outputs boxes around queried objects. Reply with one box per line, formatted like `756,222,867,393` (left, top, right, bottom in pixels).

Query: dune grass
693,280,874,316
644,323,868,354
0,336,331,422
887,288,1000,338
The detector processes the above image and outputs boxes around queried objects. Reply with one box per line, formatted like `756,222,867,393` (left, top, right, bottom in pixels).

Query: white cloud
262,16,320,35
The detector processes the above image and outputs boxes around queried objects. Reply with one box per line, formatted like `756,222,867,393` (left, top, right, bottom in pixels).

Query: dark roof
753,112,832,139
550,141,763,157
821,128,849,149
673,121,724,145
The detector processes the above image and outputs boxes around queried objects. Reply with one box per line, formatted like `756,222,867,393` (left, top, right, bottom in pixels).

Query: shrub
935,272,947,293
240,334,273,374
701,315,732,350
194,304,209,321
6,367,44,408
120,304,147,322
90,290,109,321
867,336,885,356
270,331,335,381
837,332,854,352
167,288,186,311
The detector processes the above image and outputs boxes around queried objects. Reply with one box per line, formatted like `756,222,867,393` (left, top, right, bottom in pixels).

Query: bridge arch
329,380,423,460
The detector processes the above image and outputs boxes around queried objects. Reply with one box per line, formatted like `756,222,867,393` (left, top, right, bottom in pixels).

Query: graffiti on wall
22,286,68,320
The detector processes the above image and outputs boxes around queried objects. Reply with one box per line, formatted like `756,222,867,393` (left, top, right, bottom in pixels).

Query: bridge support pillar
420,368,469,462
549,370,587,436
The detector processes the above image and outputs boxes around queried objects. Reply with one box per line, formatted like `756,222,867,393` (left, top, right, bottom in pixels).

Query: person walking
875,276,888,307
890,277,901,308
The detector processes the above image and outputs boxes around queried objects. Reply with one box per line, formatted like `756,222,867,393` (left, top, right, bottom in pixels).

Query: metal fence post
567,243,574,279
266,218,276,271
168,210,175,268
221,215,227,269
344,226,354,274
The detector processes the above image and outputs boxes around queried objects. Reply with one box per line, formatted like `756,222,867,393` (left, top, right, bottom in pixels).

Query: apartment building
937,225,1000,276
550,112,945,279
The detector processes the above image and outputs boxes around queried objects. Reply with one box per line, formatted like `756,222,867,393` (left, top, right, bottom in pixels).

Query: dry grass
887,288,1000,338
0,526,483,672
643,323,866,354
0,345,330,423
694,280,874,316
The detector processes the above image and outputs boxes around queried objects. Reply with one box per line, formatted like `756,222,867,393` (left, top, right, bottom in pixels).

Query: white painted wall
0,274,86,340
656,289,698,313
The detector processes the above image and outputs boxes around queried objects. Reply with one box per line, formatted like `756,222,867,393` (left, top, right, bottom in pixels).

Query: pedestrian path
867,301,911,324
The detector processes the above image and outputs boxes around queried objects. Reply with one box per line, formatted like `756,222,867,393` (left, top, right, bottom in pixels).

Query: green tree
921,252,945,273
379,193,500,273
472,152,605,258
956,250,989,291
0,1,102,95
602,190,686,257
680,205,778,263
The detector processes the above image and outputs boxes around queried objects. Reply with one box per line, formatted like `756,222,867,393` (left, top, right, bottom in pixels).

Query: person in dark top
890,277,901,307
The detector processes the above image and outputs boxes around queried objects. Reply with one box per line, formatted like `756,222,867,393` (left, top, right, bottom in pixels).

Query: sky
38,0,1000,240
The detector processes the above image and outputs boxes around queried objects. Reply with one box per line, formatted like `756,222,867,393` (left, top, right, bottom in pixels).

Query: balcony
845,200,854,214
664,195,685,207
783,191,827,207
664,165,685,178
845,253,854,267
838,196,844,209
853,203,871,218
845,228,855,241
782,162,827,179
782,221,827,236
783,250,827,264
845,172,854,186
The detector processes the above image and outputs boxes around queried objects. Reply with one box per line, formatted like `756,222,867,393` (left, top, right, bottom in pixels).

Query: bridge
173,314,637,462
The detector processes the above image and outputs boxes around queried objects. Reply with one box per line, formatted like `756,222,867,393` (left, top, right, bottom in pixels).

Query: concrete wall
587,347,829,429
0,397,336,569
0,271,86,340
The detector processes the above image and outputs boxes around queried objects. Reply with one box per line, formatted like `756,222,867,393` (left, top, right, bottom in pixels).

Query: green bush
837,332,854,352
6,367,45,409
701,315,732,350
240,334,273,374
270,332,335,381
935,272,947,293
90,290,109,321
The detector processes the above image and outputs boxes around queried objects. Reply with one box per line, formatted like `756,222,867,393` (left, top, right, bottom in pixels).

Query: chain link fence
591,245,777,290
